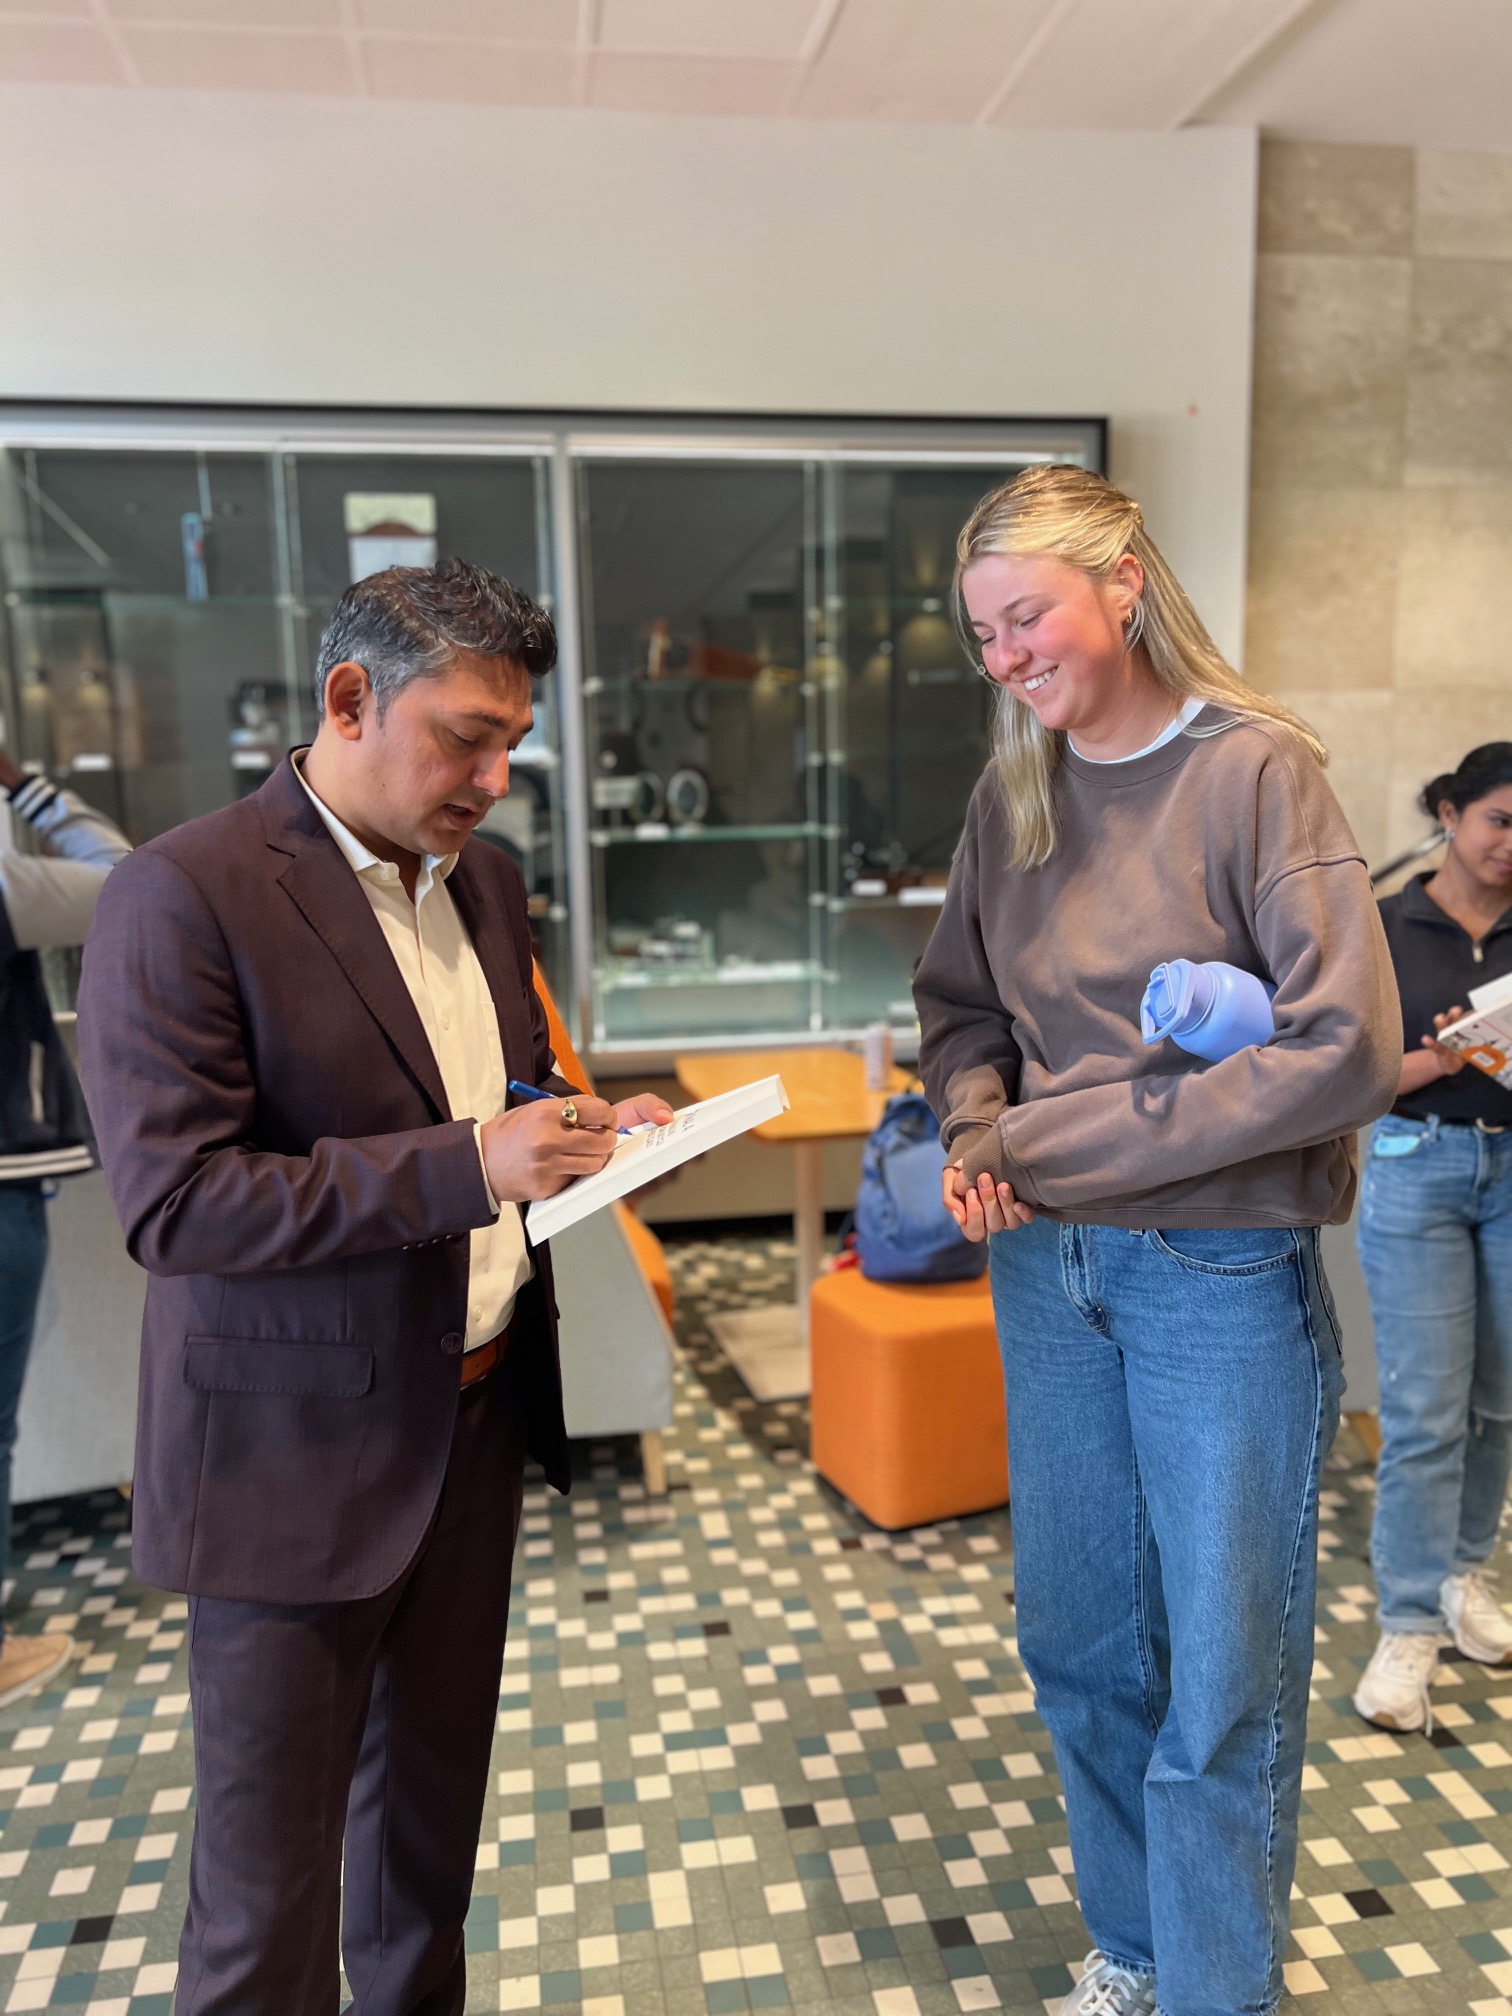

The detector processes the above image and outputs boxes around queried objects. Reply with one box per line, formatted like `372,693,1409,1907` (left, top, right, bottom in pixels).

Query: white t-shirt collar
1070,696,1203,765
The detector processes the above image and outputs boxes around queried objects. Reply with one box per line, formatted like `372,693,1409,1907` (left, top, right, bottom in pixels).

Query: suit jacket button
440,1331,464,1355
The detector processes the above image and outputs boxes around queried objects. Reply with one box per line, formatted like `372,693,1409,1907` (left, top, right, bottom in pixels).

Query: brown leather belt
460,1322,510,1390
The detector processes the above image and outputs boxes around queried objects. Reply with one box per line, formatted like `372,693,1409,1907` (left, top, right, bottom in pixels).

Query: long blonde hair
954,465,1326,869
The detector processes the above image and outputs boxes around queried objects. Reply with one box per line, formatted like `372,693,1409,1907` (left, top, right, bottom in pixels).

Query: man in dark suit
77,559,672,2015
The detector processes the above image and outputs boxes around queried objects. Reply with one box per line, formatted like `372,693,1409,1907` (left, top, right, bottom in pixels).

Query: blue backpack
854,1092,989,1285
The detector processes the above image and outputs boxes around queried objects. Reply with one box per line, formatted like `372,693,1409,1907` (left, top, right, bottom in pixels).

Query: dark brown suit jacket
77,757,571,1605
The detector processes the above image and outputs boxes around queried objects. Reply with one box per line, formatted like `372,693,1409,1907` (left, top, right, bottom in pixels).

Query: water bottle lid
1140,959,1217,1044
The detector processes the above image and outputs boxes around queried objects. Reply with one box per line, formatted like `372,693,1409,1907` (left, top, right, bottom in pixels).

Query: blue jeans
0,1183,48,1650
989,1218,1341,2016
1357,1114,1512,1632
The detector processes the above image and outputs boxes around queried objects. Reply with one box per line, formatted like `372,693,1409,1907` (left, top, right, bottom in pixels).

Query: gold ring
561,1099,579,1129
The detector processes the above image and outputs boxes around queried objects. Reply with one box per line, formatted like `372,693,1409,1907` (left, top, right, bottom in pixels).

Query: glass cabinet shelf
830,887,948,910
590,822,830,848
582,675,812,697
598,957,830,993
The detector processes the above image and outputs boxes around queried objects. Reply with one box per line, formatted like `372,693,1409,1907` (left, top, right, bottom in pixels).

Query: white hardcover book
1437,972,1512,1089
525,1075,791,1243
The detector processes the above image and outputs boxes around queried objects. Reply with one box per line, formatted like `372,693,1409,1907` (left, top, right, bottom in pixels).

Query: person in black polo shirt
1354,743,1512,1731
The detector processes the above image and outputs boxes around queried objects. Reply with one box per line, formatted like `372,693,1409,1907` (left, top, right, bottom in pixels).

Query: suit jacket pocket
183,1337,374,1398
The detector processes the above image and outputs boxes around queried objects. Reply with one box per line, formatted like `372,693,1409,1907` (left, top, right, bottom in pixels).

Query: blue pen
508,1078,642,1137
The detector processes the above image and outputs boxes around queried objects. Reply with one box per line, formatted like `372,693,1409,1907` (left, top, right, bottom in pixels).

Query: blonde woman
914,467,1399,2016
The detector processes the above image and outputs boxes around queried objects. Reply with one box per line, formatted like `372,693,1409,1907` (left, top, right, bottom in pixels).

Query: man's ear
320,661,374,742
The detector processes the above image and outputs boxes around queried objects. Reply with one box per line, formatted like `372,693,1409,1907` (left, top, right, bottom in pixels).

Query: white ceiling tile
0,19,123,78
988,0,1310,129
122,24,357,91
795,59,983,123
1202,0,1512,152
366,34,578,103
598,0,819,60
107,0,343,21
355,0,577,43
588,49,799,114
823,0,1056,73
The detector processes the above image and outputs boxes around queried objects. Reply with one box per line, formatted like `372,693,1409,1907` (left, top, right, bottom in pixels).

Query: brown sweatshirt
914,709,1401,1228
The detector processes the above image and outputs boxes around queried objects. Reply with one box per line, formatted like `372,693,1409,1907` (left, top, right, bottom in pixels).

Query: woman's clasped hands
942,1160,1036,1242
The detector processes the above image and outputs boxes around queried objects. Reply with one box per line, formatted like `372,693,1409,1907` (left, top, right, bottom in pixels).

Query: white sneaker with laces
1057,1950,1157,2016
1353,1628,1442,1732
1442,1569,1512,1665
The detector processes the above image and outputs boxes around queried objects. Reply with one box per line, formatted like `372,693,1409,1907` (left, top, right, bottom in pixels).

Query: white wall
0,87,1257,658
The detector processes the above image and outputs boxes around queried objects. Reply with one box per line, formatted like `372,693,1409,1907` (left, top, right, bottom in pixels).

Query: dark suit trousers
175,1372,526,2016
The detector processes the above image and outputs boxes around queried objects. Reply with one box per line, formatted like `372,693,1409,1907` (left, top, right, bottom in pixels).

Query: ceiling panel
0,0,93,17
588,49,798,114
122,23,357,91
795,58,989,124
821,0,1056,73
366,35,578,103
988,0,1311,129
597,0,820,61
0,20,123,78
107,0,343,22
1202,0,1512,152
0,0,1505,151
353,0,578,44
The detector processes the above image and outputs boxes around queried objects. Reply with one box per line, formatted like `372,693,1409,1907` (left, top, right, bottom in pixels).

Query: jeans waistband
1400,1114,1509,1136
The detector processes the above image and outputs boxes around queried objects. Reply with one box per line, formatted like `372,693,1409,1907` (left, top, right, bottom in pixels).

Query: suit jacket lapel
260,759,451,1119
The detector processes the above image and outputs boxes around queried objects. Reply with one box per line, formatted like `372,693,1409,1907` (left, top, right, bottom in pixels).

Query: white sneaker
1442,1569,1512,1665
1057,1951,1157,2016
1353,1628,1442,1732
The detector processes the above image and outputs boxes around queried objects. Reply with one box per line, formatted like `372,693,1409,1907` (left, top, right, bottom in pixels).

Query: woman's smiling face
961,550,1141,738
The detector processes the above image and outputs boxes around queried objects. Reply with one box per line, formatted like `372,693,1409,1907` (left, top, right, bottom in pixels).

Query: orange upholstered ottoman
809,1268,1009,1531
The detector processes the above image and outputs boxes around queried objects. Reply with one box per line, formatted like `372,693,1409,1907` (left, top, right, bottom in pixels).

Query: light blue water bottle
1139,958,1277,1064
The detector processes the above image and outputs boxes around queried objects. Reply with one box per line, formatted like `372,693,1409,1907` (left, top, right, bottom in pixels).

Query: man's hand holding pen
482,1087,676,1203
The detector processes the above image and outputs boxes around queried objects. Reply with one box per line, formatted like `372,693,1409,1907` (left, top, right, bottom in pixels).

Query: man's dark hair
313,558,557,717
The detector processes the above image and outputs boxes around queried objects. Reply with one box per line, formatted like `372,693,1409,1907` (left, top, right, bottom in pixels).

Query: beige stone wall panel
1258,138,1414,257
1244,486,1402,692
1416,149,1512,262
1251,252,1411,487
1248,141,1512,874
1405,258,1512,485
1393,485,1512,688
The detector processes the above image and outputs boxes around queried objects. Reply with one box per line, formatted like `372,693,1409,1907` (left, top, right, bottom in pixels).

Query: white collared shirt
296,760,532,1348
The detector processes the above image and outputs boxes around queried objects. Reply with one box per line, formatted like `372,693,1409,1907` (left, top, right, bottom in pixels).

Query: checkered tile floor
0,1231,1511,2013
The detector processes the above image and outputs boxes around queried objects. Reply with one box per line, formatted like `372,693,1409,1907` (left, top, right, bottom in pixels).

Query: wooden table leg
640,1429,668,1496
793,1139,824,1346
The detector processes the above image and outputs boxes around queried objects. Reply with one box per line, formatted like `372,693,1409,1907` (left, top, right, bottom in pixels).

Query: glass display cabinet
0,422,569,990
566,422,1104,1059
0,410,1102,1055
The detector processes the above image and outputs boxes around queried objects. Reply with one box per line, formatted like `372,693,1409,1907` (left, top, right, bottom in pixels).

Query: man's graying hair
314,558,557,717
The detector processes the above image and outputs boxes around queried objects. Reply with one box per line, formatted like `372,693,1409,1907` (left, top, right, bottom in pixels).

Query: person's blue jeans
0,1182,48,1652
1357,1114,1512,1632
989,1218,1341,2016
